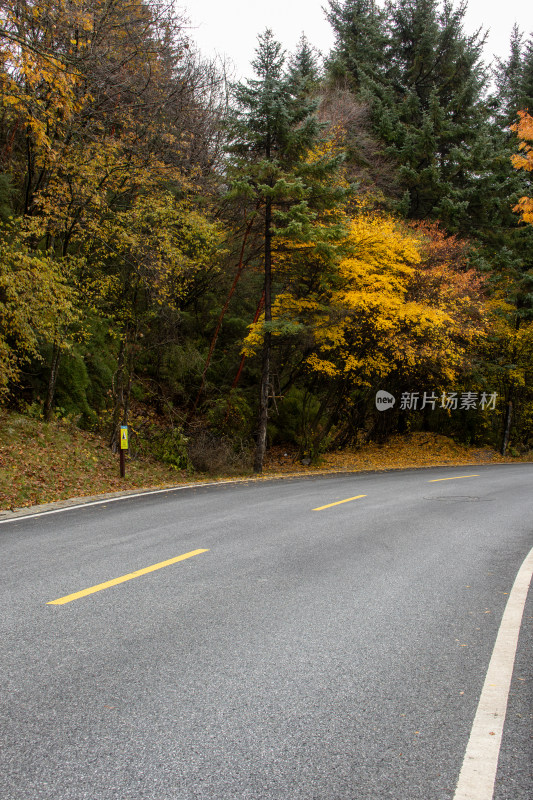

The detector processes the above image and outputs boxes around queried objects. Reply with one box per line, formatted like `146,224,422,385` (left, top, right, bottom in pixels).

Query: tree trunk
253,198,272,473
501,399,513,456
223,292,265,424
254,331,271,472
110,337,126,451
43,342,62,422
189,214,256,420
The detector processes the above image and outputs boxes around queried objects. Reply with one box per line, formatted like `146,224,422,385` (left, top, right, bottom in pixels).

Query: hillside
0,411,528,512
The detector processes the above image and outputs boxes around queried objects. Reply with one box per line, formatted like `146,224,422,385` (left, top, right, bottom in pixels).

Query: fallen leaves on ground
263,432,520,475
0,412,529,511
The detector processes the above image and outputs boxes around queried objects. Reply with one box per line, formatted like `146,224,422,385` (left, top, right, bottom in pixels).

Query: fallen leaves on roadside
0,413,530,511
263,432,520,476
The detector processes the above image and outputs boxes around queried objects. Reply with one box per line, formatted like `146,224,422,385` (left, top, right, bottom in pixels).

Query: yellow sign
120,426,128,450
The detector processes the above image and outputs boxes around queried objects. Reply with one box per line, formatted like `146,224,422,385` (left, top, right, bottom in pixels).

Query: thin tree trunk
189,215,256,419
226,292,265,399
254,331,271,472
110,337,126,451
501,399,513,456
43,342,62,421
253,198,272,473
123,333,136,430
24,131,33,215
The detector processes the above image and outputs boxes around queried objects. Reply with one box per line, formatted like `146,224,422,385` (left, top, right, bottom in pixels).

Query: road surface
1,464,532,799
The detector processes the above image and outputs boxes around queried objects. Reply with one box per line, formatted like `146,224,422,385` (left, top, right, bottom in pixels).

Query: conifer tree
494,26,527,124
382,0,488,226
476,31,533,293
326,0,489,230
325,0,389,91
286,34,322,97
226,29,347,472
494,29,533,122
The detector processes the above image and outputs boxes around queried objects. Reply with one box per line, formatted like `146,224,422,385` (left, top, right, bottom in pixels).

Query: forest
0,0,532,474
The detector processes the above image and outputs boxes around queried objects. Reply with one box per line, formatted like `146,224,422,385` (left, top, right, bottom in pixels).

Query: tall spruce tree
226,29,347,472
326,0,490,231
286,34,322,96
475,30,533,269
494,28,533,123
325,0,389,91
383,0,488,227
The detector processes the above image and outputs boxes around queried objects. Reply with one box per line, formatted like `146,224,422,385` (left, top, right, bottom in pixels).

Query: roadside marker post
119,425,128,478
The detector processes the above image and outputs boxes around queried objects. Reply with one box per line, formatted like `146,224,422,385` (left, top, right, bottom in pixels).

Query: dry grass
0,412,184,511
0,411,529,511
262,432,525,475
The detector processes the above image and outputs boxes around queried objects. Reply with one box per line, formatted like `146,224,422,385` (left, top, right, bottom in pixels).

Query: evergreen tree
522,37,533,114
477,30,533,286
325,0,389,91
494,28,533,123
382,0,488,227
226,29,347,472
286,34,322,97
494,26,526,123
326,0,490,230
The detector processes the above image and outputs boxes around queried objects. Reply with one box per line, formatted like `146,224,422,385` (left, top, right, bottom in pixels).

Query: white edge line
0,479,244,525
3,462,532,526
453,545,533,800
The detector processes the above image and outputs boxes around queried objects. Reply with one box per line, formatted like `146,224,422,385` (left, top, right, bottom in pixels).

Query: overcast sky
181,0,531,79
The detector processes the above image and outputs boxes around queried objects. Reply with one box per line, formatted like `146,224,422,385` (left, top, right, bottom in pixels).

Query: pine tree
325,0,389,92
226,29,347,472
383,0,488,226
522,37,533,114
476,31,533,283
286,34,322,96
494,26,526,124
494,28,533,123
326,0,490,231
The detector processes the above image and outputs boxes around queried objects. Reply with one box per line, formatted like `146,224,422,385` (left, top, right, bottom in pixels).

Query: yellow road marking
428,475,479,482
313,495,367,511
47,549,209,605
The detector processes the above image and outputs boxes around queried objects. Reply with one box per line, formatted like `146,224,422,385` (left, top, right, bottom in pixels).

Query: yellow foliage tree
244,210,488,391
0,222,79,394
0,0,224,425
511,111,533,224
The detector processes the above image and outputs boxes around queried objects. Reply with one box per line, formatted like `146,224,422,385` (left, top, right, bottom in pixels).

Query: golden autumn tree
0,222,79,395
0,0,225,433
244,209,490,450
303,214,487,393
511,111,533,223
82,190,222,443
247,212,487,386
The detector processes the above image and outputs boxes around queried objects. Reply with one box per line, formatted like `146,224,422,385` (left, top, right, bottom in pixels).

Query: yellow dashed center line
428,475,479,482
47,549,209,605
313,495,367,511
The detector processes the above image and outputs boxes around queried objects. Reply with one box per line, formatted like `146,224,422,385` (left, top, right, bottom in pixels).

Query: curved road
1,464,532,799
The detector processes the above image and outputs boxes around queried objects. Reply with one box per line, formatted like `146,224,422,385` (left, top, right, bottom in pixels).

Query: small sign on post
119,425,128,478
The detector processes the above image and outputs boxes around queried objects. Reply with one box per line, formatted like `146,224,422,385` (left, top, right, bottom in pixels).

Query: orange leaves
511,110,533,224
302,211,488,387
262,432,512,476
511,111,533,172
406,221,487,328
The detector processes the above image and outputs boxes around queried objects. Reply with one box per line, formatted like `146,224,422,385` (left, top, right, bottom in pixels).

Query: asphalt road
1,464,532,800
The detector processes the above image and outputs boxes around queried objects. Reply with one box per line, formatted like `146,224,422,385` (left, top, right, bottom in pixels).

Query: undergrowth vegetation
0,410,525,511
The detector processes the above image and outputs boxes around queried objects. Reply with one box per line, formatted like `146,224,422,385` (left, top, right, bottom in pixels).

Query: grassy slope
0,410,529,511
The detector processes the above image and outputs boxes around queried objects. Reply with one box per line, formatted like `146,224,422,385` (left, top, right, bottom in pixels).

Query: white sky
181,0,531,79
